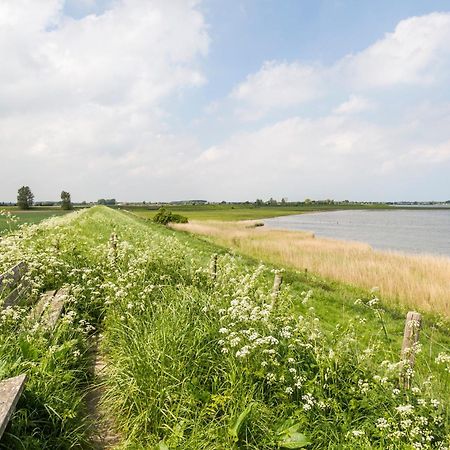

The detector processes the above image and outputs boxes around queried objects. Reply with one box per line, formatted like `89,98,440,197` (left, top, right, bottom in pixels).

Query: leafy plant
153,207,188,225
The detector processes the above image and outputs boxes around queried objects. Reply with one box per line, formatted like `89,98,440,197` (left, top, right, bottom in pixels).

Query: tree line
16,186,73,210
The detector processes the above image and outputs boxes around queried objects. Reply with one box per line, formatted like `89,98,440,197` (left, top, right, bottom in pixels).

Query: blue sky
1,0,450,201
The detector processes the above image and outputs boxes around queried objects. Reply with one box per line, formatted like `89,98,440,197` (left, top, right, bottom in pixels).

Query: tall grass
173,221,450,317
100,231,449,449
1,207,449,448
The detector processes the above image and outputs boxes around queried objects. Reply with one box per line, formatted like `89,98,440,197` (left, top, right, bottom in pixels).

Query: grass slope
0,207,448,449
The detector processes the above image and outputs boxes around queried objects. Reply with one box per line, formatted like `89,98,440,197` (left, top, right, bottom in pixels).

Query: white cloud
345,12,450,87
333,95,373,115
232,12,450,119
0,0,209,200
231,61,323,120
1,6,449,202
190,103,450,200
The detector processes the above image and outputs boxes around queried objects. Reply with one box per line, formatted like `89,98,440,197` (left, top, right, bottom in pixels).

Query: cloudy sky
1,0,450,202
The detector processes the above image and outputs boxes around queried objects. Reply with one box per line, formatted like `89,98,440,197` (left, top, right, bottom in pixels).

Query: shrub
153,208,188,225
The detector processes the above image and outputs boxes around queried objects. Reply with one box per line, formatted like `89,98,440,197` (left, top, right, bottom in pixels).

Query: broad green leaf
278,431,311,448
228,403,253,442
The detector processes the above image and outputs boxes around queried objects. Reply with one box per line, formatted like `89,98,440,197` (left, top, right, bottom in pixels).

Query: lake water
263,209,450,257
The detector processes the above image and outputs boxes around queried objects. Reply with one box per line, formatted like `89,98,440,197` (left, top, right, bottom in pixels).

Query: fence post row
400,311,422,389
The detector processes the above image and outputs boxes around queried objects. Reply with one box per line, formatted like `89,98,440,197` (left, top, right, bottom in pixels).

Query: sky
1,0,450,202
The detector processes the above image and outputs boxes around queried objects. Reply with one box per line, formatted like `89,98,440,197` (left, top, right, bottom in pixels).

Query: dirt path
86,336,121,449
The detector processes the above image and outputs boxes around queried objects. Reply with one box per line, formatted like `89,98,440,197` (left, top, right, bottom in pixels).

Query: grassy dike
0,206,449,449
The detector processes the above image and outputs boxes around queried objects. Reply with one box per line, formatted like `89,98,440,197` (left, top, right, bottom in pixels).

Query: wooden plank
0,262,27,293
31,290,57,320
0,374,27,439
44,288,69,329
2,282,31,309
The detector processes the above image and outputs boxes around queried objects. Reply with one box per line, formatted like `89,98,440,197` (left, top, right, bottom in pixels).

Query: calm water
264,209,450,257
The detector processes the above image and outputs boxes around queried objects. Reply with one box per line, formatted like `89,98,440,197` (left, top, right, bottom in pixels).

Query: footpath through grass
0,206,449,449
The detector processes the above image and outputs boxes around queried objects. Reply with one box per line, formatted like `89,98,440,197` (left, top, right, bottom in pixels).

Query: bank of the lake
263,209,450,257
173,219,450,317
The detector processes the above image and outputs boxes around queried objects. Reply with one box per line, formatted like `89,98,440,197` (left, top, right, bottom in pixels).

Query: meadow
0,207,448,449
124,202,397,222
0,208,72,235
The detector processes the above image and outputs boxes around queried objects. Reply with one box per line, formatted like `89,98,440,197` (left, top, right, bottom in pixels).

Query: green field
0,208,76,235
123,203,398,222
0,207,448,448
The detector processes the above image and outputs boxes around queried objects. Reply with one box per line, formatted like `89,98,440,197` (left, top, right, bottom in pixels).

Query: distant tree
255,199,264,207
17,186,34,209
267,197,278,206
97,198,116,205
61,191,73,210
281,198,287,205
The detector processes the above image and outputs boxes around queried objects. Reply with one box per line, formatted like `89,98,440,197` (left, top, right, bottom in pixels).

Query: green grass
123,203,398,222
0,206,448,449
0,207,73,235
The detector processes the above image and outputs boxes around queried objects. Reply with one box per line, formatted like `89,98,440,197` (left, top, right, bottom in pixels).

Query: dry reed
173,220,450,317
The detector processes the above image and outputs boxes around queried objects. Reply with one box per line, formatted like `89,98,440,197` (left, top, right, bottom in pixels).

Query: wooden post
400,311,422,389
109,232,118,261
271,272,283,309
209,254,218,281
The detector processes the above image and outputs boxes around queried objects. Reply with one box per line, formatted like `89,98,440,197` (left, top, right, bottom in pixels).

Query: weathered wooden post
400,311,422,389
209,254,218,281
271,271,283,309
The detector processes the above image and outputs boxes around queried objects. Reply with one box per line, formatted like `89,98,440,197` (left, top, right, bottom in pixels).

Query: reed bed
173,221,450,317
